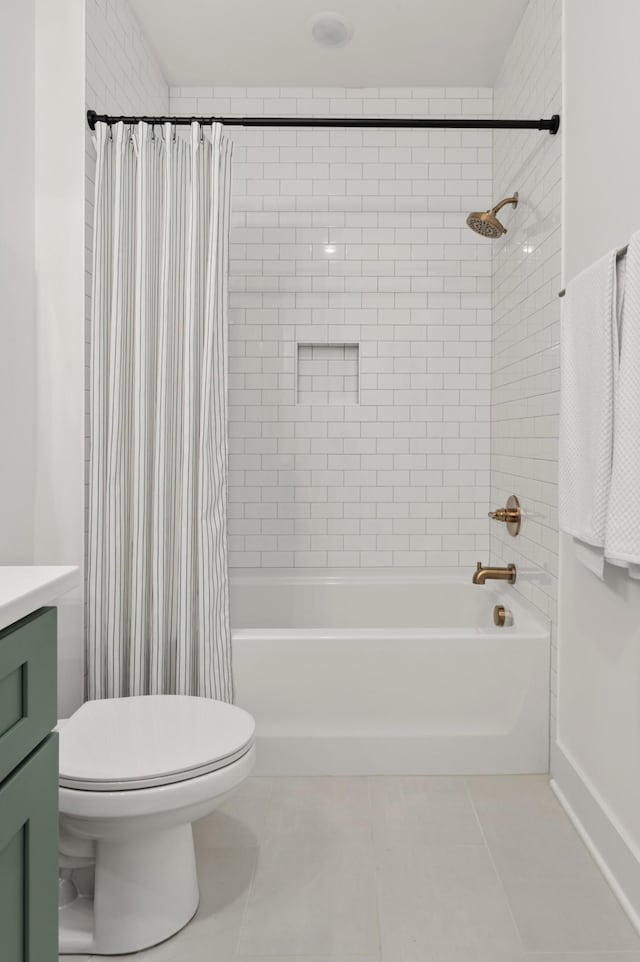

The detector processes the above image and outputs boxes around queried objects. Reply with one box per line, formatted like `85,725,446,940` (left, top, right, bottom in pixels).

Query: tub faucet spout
472,562,517,585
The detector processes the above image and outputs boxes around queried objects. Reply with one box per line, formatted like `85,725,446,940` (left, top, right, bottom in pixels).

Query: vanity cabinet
0,607,59,962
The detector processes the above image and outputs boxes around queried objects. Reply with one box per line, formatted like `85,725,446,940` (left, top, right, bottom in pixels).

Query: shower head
466,192,519,238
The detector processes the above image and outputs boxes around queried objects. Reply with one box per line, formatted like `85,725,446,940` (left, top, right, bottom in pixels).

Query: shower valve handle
487,495,521,536
488,508,517,522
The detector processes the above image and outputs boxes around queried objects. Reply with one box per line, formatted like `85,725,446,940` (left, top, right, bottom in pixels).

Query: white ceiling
129,0,529,88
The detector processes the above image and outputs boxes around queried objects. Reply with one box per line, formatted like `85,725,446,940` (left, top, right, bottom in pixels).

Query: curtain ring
150,123,155,142
200,123,204,145
172,124,177,144
109,124,113,142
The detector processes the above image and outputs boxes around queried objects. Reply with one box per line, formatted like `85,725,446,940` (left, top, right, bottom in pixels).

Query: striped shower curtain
87,121,233,701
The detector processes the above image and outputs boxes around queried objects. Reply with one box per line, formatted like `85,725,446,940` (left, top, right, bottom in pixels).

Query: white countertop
0,566,80,632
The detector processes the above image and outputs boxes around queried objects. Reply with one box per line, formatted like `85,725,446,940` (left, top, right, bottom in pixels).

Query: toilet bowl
57,695,255,956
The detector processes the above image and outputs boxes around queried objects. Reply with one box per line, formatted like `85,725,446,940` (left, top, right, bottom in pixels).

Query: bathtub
231,569,550,776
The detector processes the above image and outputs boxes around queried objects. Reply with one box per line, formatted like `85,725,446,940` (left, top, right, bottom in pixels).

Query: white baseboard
551,740,640,935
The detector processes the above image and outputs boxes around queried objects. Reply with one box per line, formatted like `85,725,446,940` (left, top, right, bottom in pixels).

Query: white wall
554,0,640,927
491,0,561,723
34,0,86,715
172,86,494,569
0,0,36,564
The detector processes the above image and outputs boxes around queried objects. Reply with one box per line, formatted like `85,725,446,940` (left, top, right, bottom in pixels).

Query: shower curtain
87,121,233,701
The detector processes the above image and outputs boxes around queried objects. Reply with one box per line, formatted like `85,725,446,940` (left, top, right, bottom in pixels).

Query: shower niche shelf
296,343,359,405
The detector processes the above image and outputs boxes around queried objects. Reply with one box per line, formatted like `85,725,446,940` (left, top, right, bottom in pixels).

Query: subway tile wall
490,0,561,724
85,0,168,120
170,86,495,568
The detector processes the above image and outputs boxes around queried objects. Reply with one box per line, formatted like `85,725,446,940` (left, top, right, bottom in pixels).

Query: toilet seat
59,695,255,791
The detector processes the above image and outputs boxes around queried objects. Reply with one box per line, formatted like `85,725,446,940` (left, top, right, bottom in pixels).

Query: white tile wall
171,86,494,568
490,0,561,723
85,0,168,117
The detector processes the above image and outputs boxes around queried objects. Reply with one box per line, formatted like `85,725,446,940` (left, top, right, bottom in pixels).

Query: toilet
57,695,255,956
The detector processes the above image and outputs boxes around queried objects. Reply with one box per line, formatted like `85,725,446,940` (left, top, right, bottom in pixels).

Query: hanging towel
559,249,619,578
605,232,640,577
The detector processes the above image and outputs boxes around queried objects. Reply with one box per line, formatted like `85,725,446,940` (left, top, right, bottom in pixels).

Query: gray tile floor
60,775,640,962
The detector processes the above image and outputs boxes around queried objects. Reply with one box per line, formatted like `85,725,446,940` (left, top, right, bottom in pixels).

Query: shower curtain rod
87,109,560,134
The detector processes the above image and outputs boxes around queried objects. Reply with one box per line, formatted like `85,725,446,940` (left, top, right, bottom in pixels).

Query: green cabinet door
0,607,57,784
0,735,59,962
0,608,57,788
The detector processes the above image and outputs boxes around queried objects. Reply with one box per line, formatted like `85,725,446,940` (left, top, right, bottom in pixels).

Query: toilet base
59,822,199,955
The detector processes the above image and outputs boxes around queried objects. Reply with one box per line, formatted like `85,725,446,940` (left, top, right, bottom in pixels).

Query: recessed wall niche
296,343,360,405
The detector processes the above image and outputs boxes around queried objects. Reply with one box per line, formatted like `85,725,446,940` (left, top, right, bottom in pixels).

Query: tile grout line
518,953,640,958
462,776,526,955
231,777,276,962
365,776,384,962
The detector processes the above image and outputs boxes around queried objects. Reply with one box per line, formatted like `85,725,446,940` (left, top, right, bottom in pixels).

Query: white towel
559,249,618,577
605,232,640,576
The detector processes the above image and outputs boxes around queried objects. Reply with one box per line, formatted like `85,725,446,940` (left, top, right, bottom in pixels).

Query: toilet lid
58,695,255,791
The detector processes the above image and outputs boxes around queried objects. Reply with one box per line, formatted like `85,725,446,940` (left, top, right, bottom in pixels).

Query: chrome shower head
466,192,519,238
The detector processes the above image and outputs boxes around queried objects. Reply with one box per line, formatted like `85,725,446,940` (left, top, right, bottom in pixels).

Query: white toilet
57,695,255,956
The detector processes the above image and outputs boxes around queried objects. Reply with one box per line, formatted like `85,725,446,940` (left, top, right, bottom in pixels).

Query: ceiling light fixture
310,12,353,48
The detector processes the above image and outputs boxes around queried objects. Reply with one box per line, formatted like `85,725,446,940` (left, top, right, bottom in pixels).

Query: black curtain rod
87,109,560,135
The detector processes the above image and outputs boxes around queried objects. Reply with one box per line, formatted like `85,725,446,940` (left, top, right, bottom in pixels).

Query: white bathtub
231,569,550,775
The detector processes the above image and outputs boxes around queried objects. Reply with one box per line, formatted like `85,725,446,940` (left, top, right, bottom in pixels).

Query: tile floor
60,775,640,962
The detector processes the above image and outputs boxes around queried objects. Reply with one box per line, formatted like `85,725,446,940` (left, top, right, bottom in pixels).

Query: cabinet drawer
0,734,59,962
0,608,57,784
